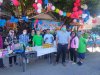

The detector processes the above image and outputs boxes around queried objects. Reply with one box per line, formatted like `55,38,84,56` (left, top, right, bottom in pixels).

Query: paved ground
0,52,100,75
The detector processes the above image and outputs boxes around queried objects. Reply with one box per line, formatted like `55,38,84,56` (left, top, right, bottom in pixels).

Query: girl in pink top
69,31,79,63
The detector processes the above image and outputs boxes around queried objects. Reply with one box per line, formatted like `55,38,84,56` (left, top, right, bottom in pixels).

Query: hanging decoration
0,0,92,27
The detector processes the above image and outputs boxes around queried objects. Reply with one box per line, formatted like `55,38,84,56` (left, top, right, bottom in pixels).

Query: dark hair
70,31,77,37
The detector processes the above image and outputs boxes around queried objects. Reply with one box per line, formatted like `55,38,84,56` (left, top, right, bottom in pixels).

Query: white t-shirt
44,34,54,44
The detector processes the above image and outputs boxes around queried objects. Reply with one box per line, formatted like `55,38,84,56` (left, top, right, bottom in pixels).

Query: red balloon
38,0,42,4
70,14,74,18
76,0,80,3
32,3,38,10
12,0,20,6
74,12,79,19
74,2,80,7
73,7,78,12
78,10,83,15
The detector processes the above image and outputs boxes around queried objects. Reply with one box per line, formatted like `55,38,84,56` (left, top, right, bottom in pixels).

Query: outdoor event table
22,46,57,72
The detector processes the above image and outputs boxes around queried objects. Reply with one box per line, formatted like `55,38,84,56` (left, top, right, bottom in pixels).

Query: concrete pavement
0,52,100,75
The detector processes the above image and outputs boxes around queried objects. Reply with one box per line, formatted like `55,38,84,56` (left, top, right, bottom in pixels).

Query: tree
0,0,99,20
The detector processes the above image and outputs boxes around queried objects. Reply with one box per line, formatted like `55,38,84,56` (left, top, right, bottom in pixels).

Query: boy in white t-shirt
44,29,54,44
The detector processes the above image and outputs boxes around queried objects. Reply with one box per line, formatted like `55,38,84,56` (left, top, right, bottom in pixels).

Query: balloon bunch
0,0,3,5
0,19,6,27
32,0,43,13
11,0,20,7
71,0,83,19
81,4,90,22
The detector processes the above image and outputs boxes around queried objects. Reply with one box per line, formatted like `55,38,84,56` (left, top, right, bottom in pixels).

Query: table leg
48,53,52,64
22,57,26,72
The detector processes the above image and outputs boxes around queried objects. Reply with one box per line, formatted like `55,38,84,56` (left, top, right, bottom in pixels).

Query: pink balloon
73,7,78,12
59,10,63,15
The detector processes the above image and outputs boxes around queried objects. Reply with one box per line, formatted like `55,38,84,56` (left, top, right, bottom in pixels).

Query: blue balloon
84,16,89,22
14,19,18,23
63,12,66,16
10,16,15,23
22,17,28,22
0,19,6,27
10,16,19,23
83,10,90,16
44,0,48,4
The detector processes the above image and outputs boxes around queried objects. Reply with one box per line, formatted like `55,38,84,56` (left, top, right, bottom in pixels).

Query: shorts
78,53,85,59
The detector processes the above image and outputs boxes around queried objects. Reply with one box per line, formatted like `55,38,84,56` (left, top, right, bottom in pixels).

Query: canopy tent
33,13,54,20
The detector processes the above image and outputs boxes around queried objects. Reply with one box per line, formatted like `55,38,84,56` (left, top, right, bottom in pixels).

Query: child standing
77,33,87,65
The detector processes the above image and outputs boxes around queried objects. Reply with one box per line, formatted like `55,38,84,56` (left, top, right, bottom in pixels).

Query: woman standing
69,31,79,64
4,30,18,67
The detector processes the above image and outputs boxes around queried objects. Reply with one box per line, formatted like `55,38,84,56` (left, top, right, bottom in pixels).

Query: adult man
55,25,70,66
44,29,54,44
